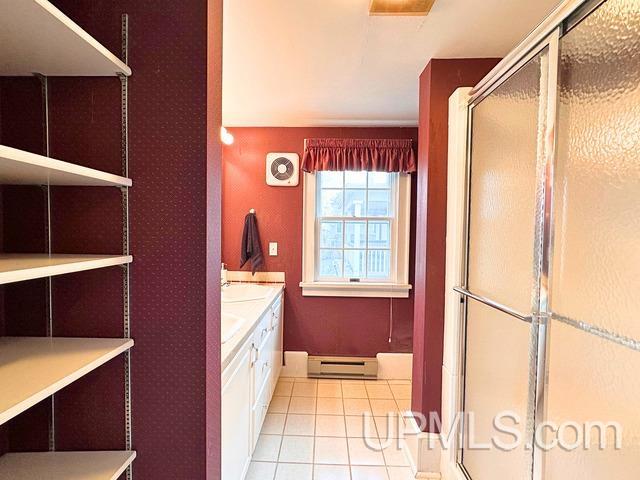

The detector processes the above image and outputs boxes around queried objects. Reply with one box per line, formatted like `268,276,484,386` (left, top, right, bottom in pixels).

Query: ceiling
222,0,561,127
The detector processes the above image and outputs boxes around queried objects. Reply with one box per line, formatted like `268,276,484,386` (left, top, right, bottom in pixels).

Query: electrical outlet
269,242,278,256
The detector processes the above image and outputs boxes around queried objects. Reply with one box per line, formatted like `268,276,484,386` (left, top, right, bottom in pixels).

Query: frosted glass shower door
543,0,640,477
460,48,551,480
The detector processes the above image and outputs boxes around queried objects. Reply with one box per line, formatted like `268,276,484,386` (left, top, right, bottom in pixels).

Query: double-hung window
301,170,412,297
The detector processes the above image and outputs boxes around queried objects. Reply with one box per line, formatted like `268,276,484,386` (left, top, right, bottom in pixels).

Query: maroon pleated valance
301,138,416,173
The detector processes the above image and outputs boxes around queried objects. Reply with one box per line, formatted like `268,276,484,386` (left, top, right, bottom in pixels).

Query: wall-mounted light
220,126,234,145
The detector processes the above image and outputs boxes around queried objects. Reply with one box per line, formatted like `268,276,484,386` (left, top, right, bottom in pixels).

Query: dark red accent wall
411,59,500,431
222,127,417,357
0,1,222,478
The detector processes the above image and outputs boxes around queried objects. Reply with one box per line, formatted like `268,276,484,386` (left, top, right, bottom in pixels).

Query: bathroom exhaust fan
266,152,299,186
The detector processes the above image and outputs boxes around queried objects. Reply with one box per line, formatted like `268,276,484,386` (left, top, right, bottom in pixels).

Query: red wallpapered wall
222,127,417,357
0,1,222,478
411,59,501,430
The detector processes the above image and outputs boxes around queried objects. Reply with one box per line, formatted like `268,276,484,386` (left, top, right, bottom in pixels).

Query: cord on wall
388,296,394,344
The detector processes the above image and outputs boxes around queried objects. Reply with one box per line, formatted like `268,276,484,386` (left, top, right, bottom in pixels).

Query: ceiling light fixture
369,0,435,16
220,126,234,145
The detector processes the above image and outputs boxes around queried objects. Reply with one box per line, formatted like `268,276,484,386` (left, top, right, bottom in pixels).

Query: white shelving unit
0,146,132,187
0,254,132,285
0,451,136,480
0,0,135,477
0,337,134,425
0,0,131,77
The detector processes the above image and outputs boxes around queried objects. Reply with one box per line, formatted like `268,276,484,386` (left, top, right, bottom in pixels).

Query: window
301,170,412,298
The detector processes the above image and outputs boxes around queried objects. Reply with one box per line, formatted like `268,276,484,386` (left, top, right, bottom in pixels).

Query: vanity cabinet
221,336,253,480
222,291,284,480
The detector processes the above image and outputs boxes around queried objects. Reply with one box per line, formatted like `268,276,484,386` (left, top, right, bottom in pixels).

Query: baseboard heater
307,356,378,380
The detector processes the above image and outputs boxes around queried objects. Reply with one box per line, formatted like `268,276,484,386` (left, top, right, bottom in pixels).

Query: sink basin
222,283,274,303
222,312,245,344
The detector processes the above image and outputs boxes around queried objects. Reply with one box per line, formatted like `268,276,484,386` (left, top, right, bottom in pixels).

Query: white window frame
300,171,412,298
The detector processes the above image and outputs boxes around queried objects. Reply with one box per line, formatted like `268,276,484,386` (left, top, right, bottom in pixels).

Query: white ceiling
222,0,561,127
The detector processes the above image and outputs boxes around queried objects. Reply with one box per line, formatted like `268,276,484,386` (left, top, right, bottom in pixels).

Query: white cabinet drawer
253,336,273,402
252,311,272,349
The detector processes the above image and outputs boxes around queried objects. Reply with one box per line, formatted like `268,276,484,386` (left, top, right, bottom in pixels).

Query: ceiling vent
369,0,435,16
266,153,299,186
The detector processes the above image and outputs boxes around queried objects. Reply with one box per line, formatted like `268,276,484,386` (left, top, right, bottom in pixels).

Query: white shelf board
0,254,132,285
0,0,131,76
0,451,136,480
0,337,134,426
0,145,132,187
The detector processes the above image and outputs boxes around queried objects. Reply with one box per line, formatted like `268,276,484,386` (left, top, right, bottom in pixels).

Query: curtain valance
301,138,416,173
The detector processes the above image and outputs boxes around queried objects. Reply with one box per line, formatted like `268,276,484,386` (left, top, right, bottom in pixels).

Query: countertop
221,283,284,371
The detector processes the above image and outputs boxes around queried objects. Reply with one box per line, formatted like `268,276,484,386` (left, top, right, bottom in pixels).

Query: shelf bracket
120,13,133,480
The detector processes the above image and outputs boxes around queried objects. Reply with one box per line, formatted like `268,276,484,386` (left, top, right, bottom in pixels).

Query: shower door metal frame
454,1,618,479
455,31,559,479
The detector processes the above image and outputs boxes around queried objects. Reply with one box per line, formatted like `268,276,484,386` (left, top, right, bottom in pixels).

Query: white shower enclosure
446,0,640,479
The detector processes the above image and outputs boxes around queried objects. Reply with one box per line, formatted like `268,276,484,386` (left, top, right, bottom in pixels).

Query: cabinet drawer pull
249,343,259,367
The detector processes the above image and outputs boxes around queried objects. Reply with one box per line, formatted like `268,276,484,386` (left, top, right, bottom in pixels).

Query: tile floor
247,377,415,480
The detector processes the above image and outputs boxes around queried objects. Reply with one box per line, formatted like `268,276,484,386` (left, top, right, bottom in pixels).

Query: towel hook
249,208,255,214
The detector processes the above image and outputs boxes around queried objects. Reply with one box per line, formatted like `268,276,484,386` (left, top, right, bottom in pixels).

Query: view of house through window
316,170,396,281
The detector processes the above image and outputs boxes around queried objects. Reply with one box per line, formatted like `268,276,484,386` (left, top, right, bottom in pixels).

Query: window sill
299,281,412,298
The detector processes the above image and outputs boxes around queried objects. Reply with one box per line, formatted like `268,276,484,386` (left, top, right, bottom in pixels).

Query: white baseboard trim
281,351,308,377
376,352,412,379
402,412,442,478
281,351,413,380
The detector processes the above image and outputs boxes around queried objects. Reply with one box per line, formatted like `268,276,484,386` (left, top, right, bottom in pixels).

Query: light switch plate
269,242,278,256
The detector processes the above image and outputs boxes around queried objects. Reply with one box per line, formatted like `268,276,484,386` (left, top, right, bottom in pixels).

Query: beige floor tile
386,379,411,385
366,383,394,399
395,399,411,413
292,381,317,397
387,466,414,480
317,383,342,398
253,435,282,462
381,442,410,466
284,414,315,436
315,415,346,437
345,414,378,438
274,463,312,480
274,381,294,396
343,398,372,416
288,396,316,414
261,413,286,435
314,464,351,480
374,414,404,439
370,399,399,416
277,376,295,383
347,437,385,466
341,379,365,385
342,383,367,398
314,436,350,465
294,377,317,384
390,384,411,400
278,435,314,463
245,461,277,480
351,465,389,480
268,396,291,414
316,397,344,415
317,378,341,384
